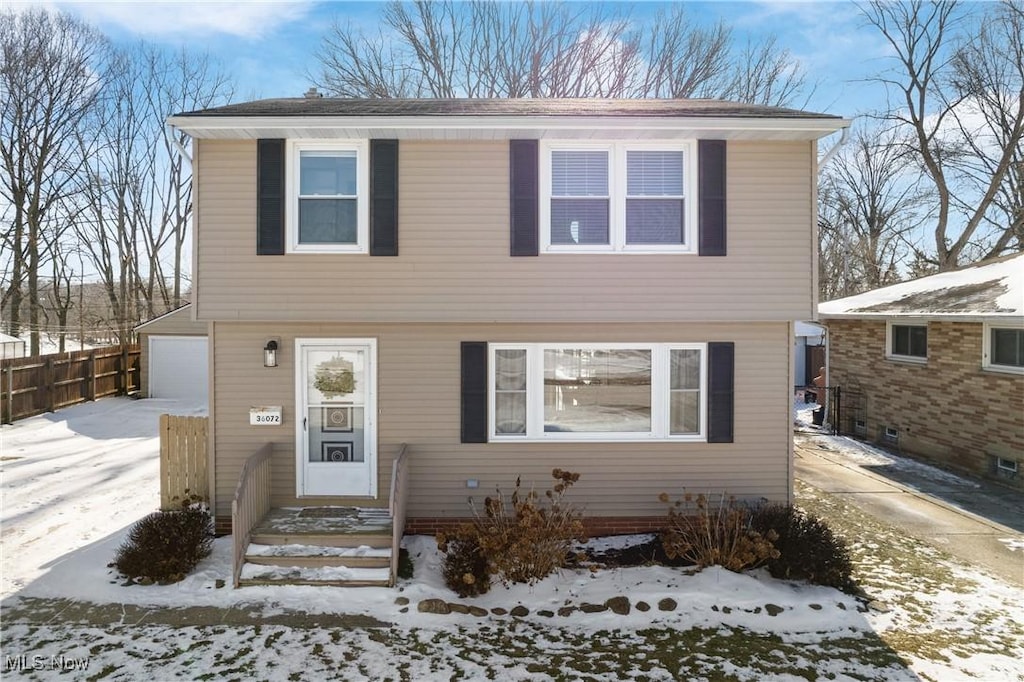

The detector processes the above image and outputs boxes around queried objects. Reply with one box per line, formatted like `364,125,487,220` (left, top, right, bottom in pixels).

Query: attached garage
135,304,209,404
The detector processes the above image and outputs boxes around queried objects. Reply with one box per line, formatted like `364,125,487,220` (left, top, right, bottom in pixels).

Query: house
818,253,1024,487
0,333,26,360
794,321,825,387
167,98,848,584
134,303,209,403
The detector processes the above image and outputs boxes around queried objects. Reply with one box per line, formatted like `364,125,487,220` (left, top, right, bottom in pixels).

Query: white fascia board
166,114,852,140
818,311,1024,324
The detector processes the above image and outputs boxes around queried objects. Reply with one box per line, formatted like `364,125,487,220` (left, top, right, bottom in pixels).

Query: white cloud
51,1,317,40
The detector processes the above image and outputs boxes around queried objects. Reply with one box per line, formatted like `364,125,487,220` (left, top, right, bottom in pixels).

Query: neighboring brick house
819,253,1024,488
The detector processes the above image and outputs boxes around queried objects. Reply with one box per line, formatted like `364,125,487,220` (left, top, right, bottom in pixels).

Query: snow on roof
819,253,1024,321
0,333,24,344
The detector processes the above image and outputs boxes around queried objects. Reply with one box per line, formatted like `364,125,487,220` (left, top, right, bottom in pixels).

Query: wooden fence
159,414,210,510
0,345,140,424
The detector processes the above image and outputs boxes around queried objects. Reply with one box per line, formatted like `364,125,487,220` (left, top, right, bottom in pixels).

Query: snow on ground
793,392,978,490
0,397,206,598
1,397,1022,680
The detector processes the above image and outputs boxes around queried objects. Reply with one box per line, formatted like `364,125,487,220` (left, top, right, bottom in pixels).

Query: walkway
795,433,1024,586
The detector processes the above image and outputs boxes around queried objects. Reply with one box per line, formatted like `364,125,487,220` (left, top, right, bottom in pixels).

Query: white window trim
982,322,1024,375
286,139,370,254
488,342,707,443
539,141,698,254
885,321,928,364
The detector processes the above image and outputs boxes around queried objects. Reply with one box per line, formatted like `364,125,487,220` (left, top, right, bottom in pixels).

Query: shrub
437,469,586,592
438,536,490,597
749,503,857,593
114,500,213,583
659,492,778,572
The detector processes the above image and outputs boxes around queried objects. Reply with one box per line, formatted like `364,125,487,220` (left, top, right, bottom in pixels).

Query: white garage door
149,336,208,403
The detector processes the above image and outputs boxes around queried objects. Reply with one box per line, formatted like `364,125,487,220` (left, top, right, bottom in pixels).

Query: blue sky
10,1,900,119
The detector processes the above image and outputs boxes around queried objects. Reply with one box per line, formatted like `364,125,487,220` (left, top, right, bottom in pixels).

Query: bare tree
862,0,1024,269
818,126,931,299
312,1,808,105
0,8,107,354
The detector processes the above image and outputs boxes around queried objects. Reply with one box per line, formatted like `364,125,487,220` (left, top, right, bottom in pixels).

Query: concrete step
249,532,392,548
245,542,391,569
238,562,392,588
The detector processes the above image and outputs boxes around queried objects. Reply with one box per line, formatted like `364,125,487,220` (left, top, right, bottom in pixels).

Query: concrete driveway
795,433,1024,586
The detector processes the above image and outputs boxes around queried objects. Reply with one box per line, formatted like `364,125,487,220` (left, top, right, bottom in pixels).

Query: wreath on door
313,358,356,399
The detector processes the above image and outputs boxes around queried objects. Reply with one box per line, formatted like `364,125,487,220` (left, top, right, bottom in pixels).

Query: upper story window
287,141,369,253
984,324,1024,373
887,322,928,362
489,343,707,442
540,142,696,254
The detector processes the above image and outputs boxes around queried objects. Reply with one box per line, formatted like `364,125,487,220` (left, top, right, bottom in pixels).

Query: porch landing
239,507,394,587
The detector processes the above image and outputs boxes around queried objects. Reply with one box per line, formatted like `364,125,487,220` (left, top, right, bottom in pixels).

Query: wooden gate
159,414,209,509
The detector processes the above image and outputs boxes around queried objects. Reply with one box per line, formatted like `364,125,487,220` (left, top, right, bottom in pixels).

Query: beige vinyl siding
195,140,815,323
138,307,208,397
210,321,791,520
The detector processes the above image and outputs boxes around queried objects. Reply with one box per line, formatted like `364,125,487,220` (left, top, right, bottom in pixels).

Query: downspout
817,126,850,174
812,125,848,436
166,123,193,167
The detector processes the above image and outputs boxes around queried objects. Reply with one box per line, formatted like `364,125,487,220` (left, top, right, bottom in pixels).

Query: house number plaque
249,406,283,425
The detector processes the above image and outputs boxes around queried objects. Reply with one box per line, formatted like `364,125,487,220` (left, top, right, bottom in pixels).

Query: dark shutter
698,140,727,257
370,139,399,256
509,140,539,256
461,342,488,443
707,341,735,443
257,139,285,255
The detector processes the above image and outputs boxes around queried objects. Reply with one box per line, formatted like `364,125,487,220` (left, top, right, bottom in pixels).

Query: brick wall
827,319,1023,487
405,516,667,537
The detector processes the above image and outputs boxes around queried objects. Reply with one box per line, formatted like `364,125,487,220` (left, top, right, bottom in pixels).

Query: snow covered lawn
1,398,1022,680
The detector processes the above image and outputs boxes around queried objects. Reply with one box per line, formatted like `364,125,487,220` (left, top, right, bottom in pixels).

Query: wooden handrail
389,443,410,587
231,443,274,588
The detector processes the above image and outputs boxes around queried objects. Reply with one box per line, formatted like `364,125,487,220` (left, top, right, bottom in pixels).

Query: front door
296,339,377,497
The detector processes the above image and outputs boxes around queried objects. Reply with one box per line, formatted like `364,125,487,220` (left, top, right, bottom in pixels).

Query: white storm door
296,339,377,497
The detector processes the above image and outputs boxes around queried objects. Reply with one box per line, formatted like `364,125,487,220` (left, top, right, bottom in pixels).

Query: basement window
883,426,899,444
996,457,1018,474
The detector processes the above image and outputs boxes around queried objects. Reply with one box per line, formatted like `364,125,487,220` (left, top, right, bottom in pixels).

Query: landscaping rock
809,603,822,610
394,597,409,606
606,596,630,615
657,598,677,612
722,606,732,614
635,601,650,612
417,599,451,615
214,579,225,589
468,606,488,618
868,600,890,613
509,605,529,618
138,577,154,586
837,602,847,611
765,604,784,617
537,610,554,618
491,607,507,616
400,607,408,613
580,603,607,614
557,606,576,617
448,603,469,614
